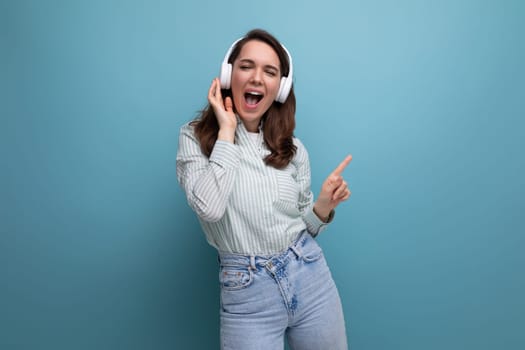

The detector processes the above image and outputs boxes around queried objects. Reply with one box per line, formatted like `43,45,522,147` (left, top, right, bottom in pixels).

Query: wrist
313,205,333,223
217,128,236,143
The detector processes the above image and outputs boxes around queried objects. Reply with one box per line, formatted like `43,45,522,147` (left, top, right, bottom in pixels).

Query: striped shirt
176,120,331,255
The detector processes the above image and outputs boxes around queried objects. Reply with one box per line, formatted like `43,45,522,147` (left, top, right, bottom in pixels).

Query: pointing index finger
332,155,352,176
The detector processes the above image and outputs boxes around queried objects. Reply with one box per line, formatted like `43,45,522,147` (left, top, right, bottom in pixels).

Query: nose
251,68,263,84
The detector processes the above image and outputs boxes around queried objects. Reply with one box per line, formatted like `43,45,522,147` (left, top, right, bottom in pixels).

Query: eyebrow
238,59,279,72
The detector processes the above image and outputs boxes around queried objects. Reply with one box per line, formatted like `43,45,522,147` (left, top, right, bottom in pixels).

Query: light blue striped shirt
176,120,331,255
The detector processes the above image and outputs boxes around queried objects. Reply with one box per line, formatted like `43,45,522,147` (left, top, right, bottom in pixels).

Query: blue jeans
218,231,348,350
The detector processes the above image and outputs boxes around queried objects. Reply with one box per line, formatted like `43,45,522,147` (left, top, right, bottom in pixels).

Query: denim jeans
218,231,348,350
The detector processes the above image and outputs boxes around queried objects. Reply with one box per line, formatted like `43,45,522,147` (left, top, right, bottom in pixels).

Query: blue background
2,0,524,349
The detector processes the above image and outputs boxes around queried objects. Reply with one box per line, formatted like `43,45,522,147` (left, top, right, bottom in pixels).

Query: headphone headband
219,36,293,103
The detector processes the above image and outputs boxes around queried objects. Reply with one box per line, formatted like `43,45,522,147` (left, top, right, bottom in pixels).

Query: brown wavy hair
191,29,297,169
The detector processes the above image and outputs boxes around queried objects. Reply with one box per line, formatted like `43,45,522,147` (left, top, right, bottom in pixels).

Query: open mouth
244,91,264,106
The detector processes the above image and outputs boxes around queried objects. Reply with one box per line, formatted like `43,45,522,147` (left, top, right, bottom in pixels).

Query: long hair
191,29,297,169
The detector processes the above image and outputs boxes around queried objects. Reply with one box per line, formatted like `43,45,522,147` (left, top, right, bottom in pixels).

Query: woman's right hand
208,78,237,142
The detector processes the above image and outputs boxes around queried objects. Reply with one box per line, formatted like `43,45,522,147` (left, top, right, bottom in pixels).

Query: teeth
247,91,262,96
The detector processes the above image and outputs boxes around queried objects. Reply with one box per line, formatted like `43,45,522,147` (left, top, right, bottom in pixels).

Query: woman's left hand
313,155,352,221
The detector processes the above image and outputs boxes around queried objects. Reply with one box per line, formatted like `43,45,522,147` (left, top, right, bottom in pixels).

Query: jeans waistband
218,231,310,271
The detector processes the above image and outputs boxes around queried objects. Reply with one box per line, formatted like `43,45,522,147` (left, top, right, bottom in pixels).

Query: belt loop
291,245,301,259
249,255,256,270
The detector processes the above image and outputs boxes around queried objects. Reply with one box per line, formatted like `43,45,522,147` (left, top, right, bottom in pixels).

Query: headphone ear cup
220,63,232,89
276,76,292,103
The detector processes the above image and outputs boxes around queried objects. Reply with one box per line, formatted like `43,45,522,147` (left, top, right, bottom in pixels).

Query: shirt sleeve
293,138,333,237
176,123,241,222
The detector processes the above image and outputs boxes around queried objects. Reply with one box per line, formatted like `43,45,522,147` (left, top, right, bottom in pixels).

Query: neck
242,120,260,133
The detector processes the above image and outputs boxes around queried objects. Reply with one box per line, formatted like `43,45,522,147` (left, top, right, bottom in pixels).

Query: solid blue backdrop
2,0,524,349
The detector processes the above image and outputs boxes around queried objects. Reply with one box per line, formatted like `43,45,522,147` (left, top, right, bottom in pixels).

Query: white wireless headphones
219,37,294,104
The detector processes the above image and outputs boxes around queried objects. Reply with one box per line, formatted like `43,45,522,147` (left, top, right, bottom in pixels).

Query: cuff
303,207,335,237
209,140,241,169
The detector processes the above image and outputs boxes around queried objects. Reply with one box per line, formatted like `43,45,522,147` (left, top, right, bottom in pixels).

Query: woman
177,28,351,349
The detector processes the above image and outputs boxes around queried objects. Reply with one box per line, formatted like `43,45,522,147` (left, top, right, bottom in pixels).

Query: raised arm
313,155,352,222
176,78,241,222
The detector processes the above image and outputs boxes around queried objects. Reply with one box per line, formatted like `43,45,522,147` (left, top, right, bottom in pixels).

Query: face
230,40,282,132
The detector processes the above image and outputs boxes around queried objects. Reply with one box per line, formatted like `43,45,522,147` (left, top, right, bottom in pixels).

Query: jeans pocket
219,266,253,291
302,248,323,263
301,235,324,263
